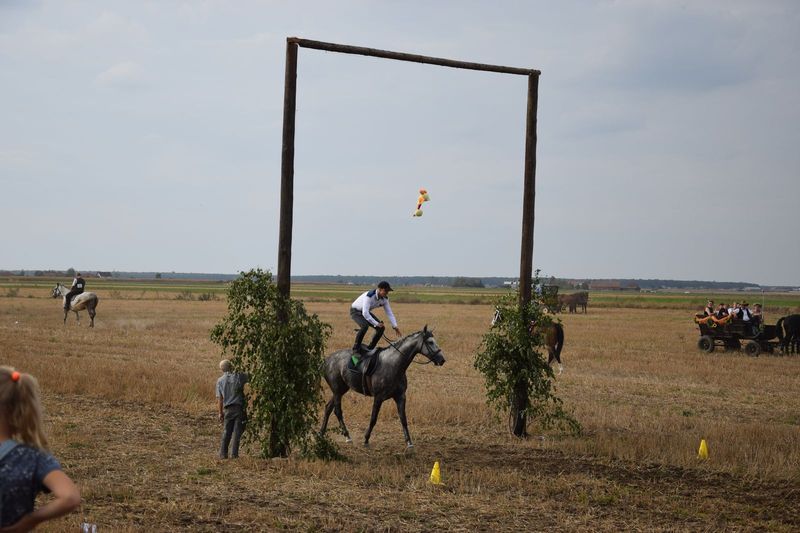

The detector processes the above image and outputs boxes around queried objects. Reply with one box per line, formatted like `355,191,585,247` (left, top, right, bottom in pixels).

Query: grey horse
319,325,446,449
51,283,99,327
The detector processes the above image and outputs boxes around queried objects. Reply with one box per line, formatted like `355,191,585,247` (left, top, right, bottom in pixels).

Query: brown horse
776,314,800,354
539,321,565,375
558,291,588,314
491,309,565,374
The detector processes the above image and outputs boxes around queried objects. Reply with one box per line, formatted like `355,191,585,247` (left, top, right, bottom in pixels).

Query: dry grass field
1,289,799,531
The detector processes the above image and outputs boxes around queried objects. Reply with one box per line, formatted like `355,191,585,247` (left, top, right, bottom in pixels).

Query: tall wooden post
277,39,298,300
512,72,539,437
271,39,298,457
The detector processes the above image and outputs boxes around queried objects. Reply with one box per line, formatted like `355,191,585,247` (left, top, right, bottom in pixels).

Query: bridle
382,331,443,365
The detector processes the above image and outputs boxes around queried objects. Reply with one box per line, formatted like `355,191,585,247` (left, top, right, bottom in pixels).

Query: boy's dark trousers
220,404,245,458
350,308,384,352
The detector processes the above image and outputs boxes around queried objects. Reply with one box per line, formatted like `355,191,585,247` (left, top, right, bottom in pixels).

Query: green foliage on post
474,286,580,436
210,269,339,459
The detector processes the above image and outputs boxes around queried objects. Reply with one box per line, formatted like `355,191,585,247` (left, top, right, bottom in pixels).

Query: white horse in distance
51,283,99,327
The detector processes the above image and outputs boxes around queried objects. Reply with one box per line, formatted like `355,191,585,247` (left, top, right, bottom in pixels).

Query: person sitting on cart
751,304,763,331
715,303,729,319
703,300,715,317
728,302,741,319
740,302,752,322
740,302,757,334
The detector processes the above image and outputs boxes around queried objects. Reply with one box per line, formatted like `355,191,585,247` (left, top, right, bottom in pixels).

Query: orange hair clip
10,371,21,382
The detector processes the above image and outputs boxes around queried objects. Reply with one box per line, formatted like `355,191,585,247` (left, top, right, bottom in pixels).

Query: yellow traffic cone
429,461,442,485
698,439,709,460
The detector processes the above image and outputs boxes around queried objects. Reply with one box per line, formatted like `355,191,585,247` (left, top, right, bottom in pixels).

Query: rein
382,333,438,365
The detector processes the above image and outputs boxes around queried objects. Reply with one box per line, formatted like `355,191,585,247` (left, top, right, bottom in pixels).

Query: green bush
210,269,338,459
474,281,580,437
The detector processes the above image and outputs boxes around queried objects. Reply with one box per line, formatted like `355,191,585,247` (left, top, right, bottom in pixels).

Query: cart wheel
743,340,761,357
698,336,714,353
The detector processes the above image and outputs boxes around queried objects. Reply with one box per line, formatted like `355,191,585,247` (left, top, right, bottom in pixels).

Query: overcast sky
1,1,798,285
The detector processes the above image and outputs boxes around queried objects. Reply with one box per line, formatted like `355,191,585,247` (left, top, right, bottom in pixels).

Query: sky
1,1,798,285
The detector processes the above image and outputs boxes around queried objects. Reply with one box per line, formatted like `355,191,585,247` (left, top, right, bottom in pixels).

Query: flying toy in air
412,188,430,217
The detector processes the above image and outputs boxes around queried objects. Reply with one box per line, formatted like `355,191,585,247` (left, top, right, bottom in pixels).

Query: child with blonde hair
1,366,81,531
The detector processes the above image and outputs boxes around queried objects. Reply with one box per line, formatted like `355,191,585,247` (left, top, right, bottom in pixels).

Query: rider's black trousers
350,308,384,352
64,288,83,310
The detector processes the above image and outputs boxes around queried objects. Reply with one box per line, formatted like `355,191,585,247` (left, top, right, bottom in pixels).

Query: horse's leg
363,397,384,448
74,310,80,324
547,348,563,376
319,398,335,436
394,392,412,448
63,309,68,324
88,304,95,328
333,395,351,443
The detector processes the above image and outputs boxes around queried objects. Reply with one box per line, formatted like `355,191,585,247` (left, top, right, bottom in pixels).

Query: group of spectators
703,299,763,330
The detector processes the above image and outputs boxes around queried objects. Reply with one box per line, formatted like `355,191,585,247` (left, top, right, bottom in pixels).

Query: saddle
347,346,382,396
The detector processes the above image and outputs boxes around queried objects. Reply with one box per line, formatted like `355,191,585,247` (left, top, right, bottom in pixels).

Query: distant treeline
2,269,792,290
550,278,763,291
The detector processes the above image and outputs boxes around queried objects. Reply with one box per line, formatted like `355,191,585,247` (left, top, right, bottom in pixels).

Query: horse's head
51,284,62,299
420,325,445,366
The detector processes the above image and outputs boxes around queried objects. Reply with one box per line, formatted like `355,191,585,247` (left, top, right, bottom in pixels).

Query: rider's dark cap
378,281,393,292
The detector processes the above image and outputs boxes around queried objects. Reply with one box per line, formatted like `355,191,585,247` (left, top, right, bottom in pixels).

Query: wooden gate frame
276,38,540,435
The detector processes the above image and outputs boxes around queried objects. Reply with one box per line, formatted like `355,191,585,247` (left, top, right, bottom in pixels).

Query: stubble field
1,288,799,531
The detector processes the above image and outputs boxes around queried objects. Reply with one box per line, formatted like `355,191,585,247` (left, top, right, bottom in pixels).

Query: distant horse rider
63,273,85,311
351,281,402,357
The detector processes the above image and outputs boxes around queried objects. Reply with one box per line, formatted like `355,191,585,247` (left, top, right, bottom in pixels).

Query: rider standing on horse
351,281,402,356
63,273,85,311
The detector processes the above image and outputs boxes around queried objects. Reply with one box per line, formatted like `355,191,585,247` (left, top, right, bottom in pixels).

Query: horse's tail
554,322,564,359
776,316,785,343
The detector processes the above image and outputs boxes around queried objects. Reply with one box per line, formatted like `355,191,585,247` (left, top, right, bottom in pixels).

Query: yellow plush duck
412,188,431,217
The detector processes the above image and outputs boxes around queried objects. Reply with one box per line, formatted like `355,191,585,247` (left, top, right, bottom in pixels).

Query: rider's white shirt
351,291,397,328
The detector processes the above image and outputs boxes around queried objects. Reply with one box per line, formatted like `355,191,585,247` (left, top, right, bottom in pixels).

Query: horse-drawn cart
696,319,780,356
